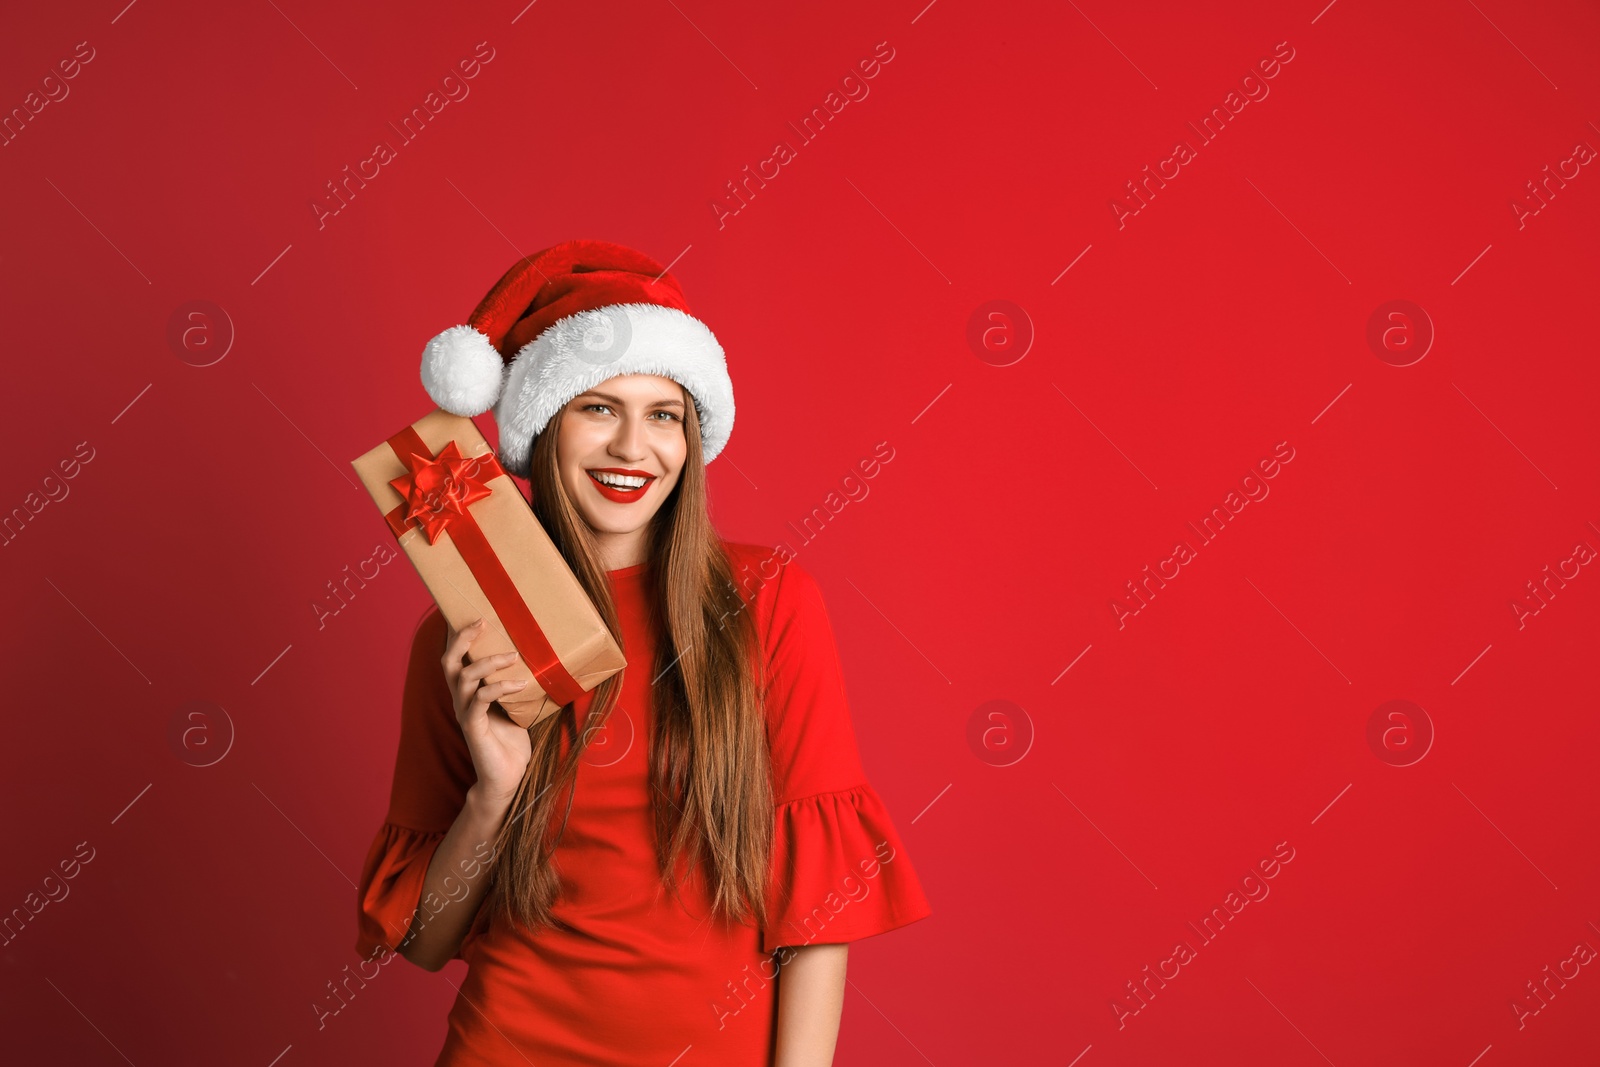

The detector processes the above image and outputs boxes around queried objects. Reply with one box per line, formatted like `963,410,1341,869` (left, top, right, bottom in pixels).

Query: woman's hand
442,617,534,806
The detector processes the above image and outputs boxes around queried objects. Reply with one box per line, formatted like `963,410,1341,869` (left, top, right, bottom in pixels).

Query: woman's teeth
589,471,649,489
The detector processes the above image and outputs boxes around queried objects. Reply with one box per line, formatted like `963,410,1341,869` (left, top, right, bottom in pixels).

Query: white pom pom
421,325,506,415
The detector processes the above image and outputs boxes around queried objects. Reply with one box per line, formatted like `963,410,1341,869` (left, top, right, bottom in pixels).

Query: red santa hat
420,239,735,479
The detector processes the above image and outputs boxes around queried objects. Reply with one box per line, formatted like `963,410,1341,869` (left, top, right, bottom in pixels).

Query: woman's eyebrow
581,390,685,409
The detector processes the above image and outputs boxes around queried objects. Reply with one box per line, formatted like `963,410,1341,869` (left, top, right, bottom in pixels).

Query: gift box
351,408,626,728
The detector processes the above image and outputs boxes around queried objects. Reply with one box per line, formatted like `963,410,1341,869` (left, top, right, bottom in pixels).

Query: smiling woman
357,240,931,1067
556,380,688,541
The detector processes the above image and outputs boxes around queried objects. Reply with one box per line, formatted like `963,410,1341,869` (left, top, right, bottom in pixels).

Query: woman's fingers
460,646,521,687
443,619,522,688
439,615,536,801
458,677,531,728
477,679,531,706
442,617,487,678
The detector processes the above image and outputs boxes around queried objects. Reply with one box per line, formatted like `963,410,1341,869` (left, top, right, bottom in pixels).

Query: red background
3,1,1598,1064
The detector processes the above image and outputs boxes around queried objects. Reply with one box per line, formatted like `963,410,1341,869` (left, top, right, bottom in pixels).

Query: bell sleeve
354,606,480,961
759,557,933,954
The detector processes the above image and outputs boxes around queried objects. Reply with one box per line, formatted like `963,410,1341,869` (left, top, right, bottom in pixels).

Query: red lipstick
586,467,657,504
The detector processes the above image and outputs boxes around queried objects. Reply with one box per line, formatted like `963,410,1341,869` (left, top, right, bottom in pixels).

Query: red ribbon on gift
383,426,583,708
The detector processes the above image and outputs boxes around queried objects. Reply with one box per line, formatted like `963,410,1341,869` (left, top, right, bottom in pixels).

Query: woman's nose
610,416,646,458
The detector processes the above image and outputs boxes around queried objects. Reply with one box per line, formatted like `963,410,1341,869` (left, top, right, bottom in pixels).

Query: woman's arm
396,785,510,971
773,943,848,1067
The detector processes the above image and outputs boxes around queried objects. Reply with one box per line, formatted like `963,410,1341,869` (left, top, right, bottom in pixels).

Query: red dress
355,542,932,1066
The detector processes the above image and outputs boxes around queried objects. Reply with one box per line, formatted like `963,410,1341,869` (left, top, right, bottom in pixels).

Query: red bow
388,440,493,544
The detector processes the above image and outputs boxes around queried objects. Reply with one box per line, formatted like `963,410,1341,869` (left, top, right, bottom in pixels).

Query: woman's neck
593,528,648,572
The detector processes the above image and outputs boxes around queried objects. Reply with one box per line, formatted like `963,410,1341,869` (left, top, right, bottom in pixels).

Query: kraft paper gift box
351,408,626,728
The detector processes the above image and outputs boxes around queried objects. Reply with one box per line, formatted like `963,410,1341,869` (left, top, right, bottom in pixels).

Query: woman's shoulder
718,541,830,641
719,540,819,600
410,602,450,656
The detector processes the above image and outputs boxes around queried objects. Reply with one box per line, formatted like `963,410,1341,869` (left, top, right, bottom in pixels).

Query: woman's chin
574,504,659,536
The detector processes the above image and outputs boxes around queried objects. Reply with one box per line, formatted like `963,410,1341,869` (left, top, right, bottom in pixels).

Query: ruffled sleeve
355,822,447,959
758,557,933,954
354,607,481,961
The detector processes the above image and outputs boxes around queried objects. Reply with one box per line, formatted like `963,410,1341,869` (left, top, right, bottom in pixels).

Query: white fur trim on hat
421,324,507,416
492,302,735,478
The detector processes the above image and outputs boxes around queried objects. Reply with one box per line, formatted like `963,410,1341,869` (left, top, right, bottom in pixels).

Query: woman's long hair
481,384,773,936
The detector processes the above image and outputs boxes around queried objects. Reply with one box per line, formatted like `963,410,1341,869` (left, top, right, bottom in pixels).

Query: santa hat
420,239,735,479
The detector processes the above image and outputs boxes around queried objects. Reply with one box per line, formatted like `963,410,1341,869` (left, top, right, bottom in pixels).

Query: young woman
355,241,932,1066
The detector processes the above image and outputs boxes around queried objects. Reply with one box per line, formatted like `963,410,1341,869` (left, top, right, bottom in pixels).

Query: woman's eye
581,403,677,421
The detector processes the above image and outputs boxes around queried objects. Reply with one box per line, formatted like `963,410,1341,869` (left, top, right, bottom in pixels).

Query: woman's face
555,374,689,544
